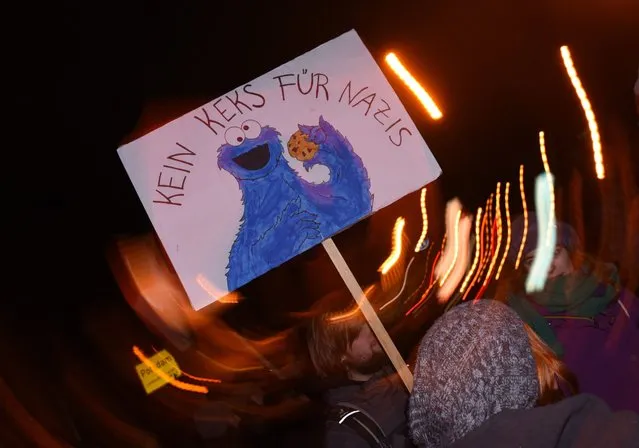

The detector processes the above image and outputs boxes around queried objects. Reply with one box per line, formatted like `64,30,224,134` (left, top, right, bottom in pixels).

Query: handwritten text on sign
135,349,181,394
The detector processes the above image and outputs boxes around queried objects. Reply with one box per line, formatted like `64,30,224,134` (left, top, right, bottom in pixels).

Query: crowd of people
305,217,639,447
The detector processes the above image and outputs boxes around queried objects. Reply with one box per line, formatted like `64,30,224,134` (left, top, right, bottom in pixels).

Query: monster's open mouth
232,144,270,171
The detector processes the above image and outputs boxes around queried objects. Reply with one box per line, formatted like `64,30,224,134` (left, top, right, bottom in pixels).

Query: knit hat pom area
408,300,539,447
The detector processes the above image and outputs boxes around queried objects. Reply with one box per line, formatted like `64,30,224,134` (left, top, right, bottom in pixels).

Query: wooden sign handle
322,238,413,392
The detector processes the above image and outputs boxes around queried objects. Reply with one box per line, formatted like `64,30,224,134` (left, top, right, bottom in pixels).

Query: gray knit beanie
408,300,539,447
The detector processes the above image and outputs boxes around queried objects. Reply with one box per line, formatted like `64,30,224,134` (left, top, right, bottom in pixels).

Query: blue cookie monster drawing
293,116,373,235
217,117,372,291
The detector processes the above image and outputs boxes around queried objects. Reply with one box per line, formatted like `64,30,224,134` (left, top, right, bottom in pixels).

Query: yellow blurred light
379,217,406,274
560,46,605,180
181,371,224,383
414,188,429,252
483,183,502,287
329,285,376,322
463,207,489,301
539,131,556,248
539,131,550,175
196,274,239,303
385,52,443,120
133,346,209,394
476,194,493,282
460,207,483,293
437,212,471,302
495,182,511,280
439,209,462,287
515,165,529,270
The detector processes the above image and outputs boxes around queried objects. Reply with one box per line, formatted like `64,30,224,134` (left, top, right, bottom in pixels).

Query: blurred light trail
415,188,429,252
496,182,511,280
379,217,406,274
329,285,377,322
560,46,605,179
385,53,443,120
379,256,416,311
429,246,443,286
526,173,557,293
477,194,494,282
539,131,556,248
114,235,191,350
437,202,462,287
133,346,209,394
539,131,551,175
460,207,483,293
403,243,433,304
515,164,528,270
435,199,472,302
197,274,239,303
483,183,502,286
463,207,488,301
438,213,471,301
405,282,436,316
180,371,223,384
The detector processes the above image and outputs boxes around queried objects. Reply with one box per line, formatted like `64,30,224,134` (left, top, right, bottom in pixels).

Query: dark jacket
451,394,639,448
325,367,411,447
510,287,639,412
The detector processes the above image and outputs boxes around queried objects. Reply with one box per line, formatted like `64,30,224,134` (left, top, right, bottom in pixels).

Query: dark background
5,0,638,344
3,0,638,445
9,1,639,297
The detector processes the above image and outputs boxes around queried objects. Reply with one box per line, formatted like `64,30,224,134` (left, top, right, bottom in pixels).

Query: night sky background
2,1,638,445
7,0,639,329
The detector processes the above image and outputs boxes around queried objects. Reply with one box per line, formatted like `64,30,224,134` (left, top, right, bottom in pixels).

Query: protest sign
135,349,181,394
119,30,441,311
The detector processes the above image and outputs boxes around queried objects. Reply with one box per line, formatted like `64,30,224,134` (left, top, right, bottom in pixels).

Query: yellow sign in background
135,349,181,394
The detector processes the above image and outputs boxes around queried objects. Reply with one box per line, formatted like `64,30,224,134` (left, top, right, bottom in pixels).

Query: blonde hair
524,324,578,405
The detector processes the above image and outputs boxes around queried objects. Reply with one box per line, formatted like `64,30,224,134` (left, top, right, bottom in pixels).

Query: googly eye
240,120,261,139
224,127,245,146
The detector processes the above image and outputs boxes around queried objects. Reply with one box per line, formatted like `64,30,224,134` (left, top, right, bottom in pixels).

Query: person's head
409,300,575,447
508,213,580,280
307,292,385,382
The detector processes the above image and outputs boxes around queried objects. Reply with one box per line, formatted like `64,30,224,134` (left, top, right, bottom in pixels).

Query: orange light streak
539,131,552,181
477,194,494,281
460,208,483,293
415,188,428,252
463,209,488,301
478,195,494,281
385,53,443,120
180,371,223,384
495,182,511,280
560,46,605,179
437,212,471,302
429,247,443,286
514,164,528,270
379,217,406,274
405,282,437,317
483,183,502,286
132,346,209,394
539,131,556,248
197,274,239,303
329,286,376,322
439,209,462,287
474,219,497,302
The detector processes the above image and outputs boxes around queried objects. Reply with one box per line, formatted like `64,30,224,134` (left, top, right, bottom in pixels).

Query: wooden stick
322,238,413,392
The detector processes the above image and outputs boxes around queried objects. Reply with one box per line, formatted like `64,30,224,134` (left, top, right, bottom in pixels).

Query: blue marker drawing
217,116,372,291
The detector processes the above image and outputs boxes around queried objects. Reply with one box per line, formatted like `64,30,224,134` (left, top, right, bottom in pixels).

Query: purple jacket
531,288,639,412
